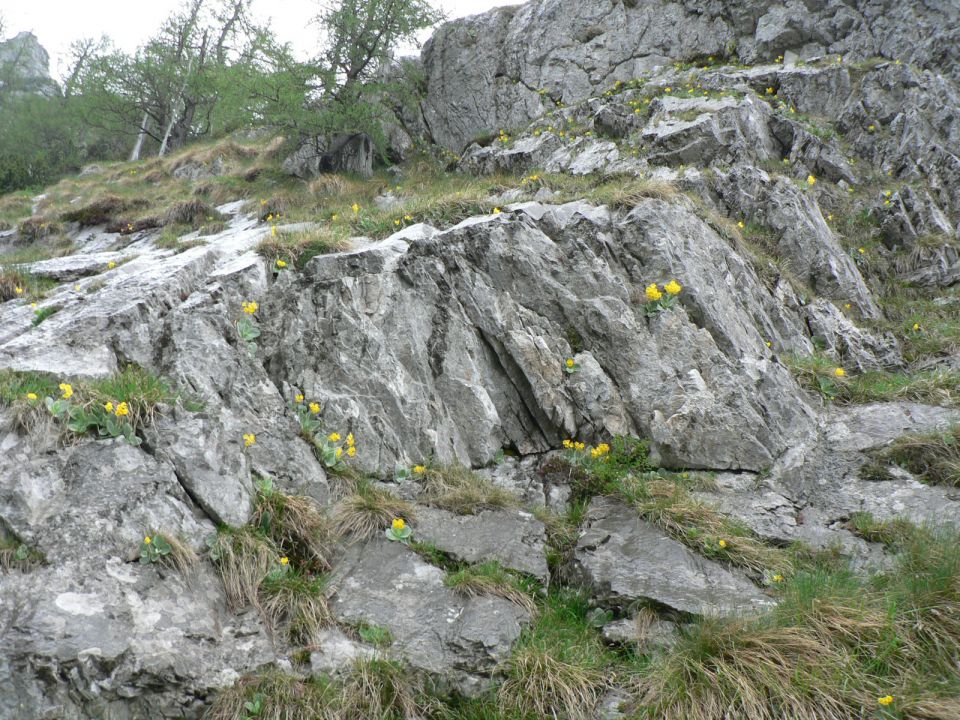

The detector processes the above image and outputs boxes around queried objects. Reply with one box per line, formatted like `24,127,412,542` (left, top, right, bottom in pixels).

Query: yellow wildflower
108,261,116,269
351,203,360,214
827,213,833,221
260,199,268,206
575,441,586,451
347,433,355,447
331,213,338,221
766,87,774,94
115,402,129,417
413,465,426,473
74,284,81,291
243,433,256,447
868,124,876,132
913,323,921,331
665,87,672,93
328,432,341,442
563,439,573,449
335,447,343,458
493,207,502,215
144,536,152,544
404,215,413,222
834,367,846,377
280,556,289,565
295,393,304,403
807,175,816,186
565,358,575,368
242,301,258,314
271,226,277,237
878,696,894,706
309,402,320,414
737,221,745,229
59,383,74,399
645,283,663,302
267,214,273,221
845,303,852,310
104,402,114,413
394,219,401,226
664,279,682,295
858,247,866,254
30,302,37,308
26,392,38,400
14,286,23,295
347,445,356,457
392,518,406,531
718,539,728,549
772,574,784,583
766,341,772,347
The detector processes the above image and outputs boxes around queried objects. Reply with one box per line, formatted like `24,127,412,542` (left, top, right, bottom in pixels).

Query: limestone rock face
420,0,960,151
262,200,819,472
568,497,776,616
282,134,374,179
0,31,56,99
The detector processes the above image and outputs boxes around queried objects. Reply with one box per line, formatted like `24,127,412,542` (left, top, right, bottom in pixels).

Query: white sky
1,0,519,79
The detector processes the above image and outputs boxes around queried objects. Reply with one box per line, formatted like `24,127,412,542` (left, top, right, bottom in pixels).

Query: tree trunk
130,112,150,161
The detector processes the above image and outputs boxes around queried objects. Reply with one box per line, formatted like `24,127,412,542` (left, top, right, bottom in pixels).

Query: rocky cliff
0,31,56,99
2,1,960,719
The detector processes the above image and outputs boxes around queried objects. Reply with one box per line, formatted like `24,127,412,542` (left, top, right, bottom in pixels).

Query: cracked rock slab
413,505,549,581
568,496,775,617
327,538,529,695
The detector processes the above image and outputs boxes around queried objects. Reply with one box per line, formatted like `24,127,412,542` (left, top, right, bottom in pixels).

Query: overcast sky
1,0,519,78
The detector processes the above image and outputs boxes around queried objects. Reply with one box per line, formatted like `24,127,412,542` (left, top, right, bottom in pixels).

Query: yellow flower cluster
243,433,256,447
834,367,846,377
413,465,426,474
498,129,510,144
718,539,728,549
276,259,286,268
878,695,894,706
645,283,663,302
26,392,38,401
15,286,23,295
590,443,611,459
115,402,129,417
392,518,406,531
563,439,587,451
664,280,682,295
242,301,258,315
807,175,817,186
309,402,320,414
59,383,74,399
351,203,361,214
280,556,289,565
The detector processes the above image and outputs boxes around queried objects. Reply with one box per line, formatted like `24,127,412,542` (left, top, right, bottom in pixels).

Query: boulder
282,134,374,179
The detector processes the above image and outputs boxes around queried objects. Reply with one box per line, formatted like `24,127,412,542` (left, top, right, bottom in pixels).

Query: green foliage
0,537,46,572
355,621,394,647
787,352,960,407
31,305,59,326
875,424,960,487
140,534,172,564
236,316,261,356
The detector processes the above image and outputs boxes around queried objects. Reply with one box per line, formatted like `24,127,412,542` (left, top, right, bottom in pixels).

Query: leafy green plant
45,389,141,445
241,692,264,719
236,316,260,356
385,517,413,543
140,534,172,564
357,622,394,647
563,357,581,374
31,305,59,326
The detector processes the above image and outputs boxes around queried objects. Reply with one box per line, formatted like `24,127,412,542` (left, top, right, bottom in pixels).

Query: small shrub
208,527,281,610
259,571,332,644
163,199,221,227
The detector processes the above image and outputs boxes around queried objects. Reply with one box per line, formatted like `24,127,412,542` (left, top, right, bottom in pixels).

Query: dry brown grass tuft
208,527,280,610
251,486,336,573
444,560,537,614
336,658,424,720
155,532,200,575
163,199,221,227
333,483,414,541
499,645,609,719
876,425,960,487
257,226,351,268
419,465,518,515
259,574,332,644
59,195,147,227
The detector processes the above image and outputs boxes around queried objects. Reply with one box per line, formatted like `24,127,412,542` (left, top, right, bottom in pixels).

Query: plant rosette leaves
140,535,172,564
